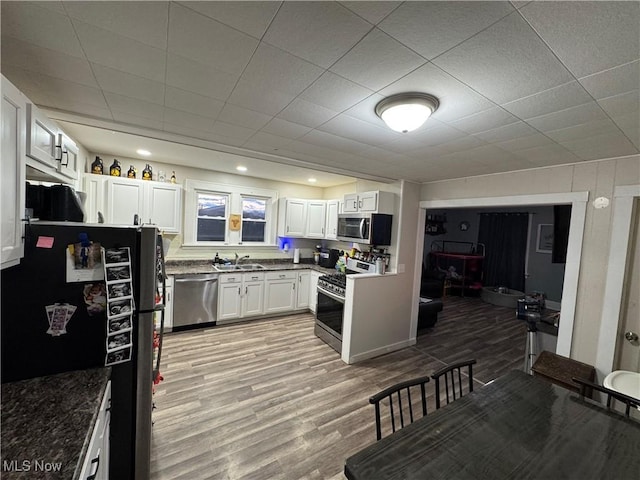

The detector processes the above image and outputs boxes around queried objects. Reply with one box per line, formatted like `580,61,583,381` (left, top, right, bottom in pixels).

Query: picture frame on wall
536,224,554,253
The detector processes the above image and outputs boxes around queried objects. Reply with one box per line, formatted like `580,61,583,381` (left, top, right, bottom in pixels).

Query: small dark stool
532,350,596,396
418,298,443,329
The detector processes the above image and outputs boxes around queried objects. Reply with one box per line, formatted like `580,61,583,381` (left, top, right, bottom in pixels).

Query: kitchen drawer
243,272,265,282
219,274,242,284
265,270,297,281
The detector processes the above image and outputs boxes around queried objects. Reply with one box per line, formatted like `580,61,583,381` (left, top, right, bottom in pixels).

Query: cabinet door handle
358,200,362,209
245,286,248,295
86,450,100,480
353,200,357,209
238,287,241,295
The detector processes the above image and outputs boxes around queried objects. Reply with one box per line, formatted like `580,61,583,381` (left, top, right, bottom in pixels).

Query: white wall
419,155,640,368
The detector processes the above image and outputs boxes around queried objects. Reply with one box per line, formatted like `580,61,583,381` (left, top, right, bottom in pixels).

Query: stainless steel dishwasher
173,273,219,329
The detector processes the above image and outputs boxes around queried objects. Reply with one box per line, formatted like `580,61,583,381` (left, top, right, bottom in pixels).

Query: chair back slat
431,359,477,410
572,377,639,418
369,375,431,441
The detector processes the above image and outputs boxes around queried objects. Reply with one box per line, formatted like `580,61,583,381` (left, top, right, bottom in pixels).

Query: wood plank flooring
151,296,527,480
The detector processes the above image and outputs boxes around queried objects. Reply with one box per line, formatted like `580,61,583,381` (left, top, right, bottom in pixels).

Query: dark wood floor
150,296,527,480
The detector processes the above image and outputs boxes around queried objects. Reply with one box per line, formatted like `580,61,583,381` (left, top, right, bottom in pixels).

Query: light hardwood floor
151,296,527,480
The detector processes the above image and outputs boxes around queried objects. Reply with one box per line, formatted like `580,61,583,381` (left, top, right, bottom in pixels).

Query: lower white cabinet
296,271,310,309
264,271,297,314
157,276,173,332
79,380,111,480
218,272,265,323
309,271,322,313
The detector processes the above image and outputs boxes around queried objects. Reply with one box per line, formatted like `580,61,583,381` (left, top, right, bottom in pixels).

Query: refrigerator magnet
66,241,104,283
107,330,132,351
104,247,131,265
45,303,77,336
107,316,132,334
105,345,132,366
107,298,133,318
107,281,132,299
83,283,107,316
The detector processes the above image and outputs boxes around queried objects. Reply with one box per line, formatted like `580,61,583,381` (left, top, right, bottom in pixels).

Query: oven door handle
318,286,345,303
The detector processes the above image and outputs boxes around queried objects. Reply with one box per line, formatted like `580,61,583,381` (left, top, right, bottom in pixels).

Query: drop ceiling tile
163,107,216,132
162,123,241,146
50,101,113,121
501,81,593,120
597,90,640,118
65,1,169,49
611,112,640,150
105,92,164,120
579,61,640,100
520,1,640,78
164,86,225,120
262,2,372,68
380,137,432,154
448,107,519,135
560,131,638,161
211,121,256,142
299,72,374,112
424,135,488,155
408,120,467,146
342,93,386,124
240,43,324,97
228,80,296,116
178,1,280,39
526,102,609,133
378,63,496,123
113,111,164,131
0,66,53,106
317,114,399,145
217,104,273,130
168,3,258,75
277,99,339,128
1,36,97,88
378,1,514,60
299,130,371,155
433,13,574,104
473,121,538,144
358,145,399,161
260,118,312,139
92,64,165,105
545,118,618,142
166,54,237,101
243,132,294,151
1,2,84,57
513,144,579,166
340,2,401,25
35,74,107,109
31,1,65,14
330,28,426,91
494,133,554,153
74,21,166,82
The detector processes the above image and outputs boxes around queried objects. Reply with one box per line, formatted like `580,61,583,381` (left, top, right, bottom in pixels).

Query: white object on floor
603,370,640,400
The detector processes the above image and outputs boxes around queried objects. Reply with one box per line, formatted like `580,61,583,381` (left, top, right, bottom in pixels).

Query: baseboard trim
347,338,416,364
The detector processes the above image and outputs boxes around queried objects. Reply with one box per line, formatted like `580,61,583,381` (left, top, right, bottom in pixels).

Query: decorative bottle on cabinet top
109,159,121,177
127,165,136,179
142,163,153,181
91,156,104,175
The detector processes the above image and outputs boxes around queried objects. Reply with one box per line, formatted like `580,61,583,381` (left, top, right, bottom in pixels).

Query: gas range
317,273,347,298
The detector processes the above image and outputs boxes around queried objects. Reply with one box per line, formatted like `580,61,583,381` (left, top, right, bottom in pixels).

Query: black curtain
478,213,529,291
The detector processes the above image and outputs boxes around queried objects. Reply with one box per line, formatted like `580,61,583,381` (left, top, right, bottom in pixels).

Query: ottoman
418,298,443,329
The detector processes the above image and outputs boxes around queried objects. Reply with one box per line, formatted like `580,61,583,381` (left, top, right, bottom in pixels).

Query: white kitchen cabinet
264,271,297,314
157,275,173,332
308,271,322,313
305,200,326,238
56,132,79,181
278,198,307,237
1,76,27,270
26,103,58,170
343,191,395,214
79,380,111,480
296,270,310,309
85,175,182,233
218,275,243,322
325,200,339,240
218,272,265,323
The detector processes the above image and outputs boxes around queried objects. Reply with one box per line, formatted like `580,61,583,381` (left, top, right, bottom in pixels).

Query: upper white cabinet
84,175,182,233
1,76,27,270
279,198,307,237
306,200,326,238
26,103,57,170
343,191,394,214
56,132,79,181
325,200,339,240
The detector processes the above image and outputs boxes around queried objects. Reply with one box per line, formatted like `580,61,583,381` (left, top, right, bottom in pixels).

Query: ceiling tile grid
1,1,637,186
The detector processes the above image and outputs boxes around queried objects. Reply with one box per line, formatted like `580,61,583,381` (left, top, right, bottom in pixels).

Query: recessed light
308,178,317,183
236,166,247,172
137,149,151,156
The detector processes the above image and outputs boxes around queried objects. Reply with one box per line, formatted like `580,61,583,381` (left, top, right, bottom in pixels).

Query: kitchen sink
213,263,266,272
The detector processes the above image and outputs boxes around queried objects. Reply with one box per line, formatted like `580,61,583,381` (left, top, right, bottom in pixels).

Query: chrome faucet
235,253,250,265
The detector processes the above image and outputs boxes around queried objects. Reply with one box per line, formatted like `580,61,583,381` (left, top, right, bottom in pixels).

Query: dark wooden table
345,370,640,480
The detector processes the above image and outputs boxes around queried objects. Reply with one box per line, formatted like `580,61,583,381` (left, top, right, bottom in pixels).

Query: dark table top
345,370,640,480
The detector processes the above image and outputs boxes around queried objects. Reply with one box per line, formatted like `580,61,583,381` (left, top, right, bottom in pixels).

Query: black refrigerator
1,222,165,480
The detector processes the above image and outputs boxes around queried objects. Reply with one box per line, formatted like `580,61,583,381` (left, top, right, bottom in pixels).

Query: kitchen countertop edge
166,260,336,276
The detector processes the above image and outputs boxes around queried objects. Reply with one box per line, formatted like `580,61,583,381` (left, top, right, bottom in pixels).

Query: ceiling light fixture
308,178,317,183
375,93,439,133
236,166,247,172
136,149,151,156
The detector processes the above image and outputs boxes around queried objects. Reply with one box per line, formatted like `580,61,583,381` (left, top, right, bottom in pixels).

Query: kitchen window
184,179,277,246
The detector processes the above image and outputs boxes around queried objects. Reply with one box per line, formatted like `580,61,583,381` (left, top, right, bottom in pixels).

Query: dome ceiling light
375,93,440,133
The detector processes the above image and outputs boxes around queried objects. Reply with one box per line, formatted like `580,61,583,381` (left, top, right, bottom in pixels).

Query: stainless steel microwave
337,213,392,245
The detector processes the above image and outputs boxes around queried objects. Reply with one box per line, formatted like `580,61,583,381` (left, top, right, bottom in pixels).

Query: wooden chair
431,359,477,409
572,377,640,418
369,376,431,441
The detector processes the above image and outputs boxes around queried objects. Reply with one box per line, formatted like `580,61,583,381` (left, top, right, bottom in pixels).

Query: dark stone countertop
165,259,336,276
1,367,110,480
